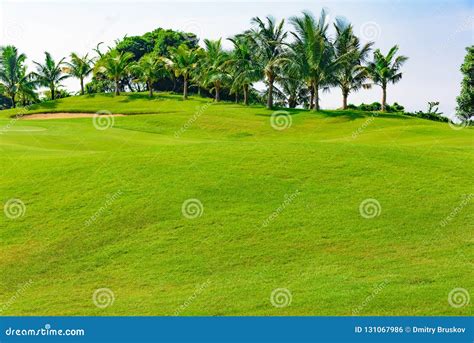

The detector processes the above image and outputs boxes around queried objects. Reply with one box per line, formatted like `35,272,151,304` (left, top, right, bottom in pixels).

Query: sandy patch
22,113,126,120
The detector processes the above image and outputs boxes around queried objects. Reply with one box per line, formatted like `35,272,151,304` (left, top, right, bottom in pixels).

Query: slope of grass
0,93,472,316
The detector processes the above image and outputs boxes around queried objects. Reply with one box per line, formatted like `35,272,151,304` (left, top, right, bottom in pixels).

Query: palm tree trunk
148,80,153,97
215,81,221,102
267,76,274,109
10,93,16,108
314,82,320,111
115,78,120,96
183,77,188,100
51,85,55,100
80,77,84,95
381,85,387,111
243,84,249,106
309,81,314,110
198,86,201,97
235,92,239,103
342,88,348,110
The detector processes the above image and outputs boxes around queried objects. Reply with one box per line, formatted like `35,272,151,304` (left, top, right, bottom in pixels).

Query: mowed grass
0,93,472,316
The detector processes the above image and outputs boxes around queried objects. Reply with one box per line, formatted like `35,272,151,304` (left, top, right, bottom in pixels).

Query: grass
0,93,472,316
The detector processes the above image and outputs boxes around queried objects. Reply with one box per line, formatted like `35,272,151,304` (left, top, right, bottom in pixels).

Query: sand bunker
22,113,125,120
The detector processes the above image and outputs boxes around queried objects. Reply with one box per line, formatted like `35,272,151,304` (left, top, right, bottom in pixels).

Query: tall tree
0,45,28,108
64,53,93,95
132,53,168,97
95,50,134,95
227,35,262,105
456,46,473,123
290,10,342,111
365,45,408,111
333,19,373,109
203,39,230,102
247,16,288,109
33,52,68,100
163,44,201,100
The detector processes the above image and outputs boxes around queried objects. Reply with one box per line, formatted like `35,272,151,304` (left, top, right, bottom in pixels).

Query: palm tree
203,39,230,102
64,53,93,95
365,45,408,111
247,16,288,109
163,45,200,100
290,10,342,111
33,52,68,100
0,45,28,107
95,50,134,95
334,19,373,109
227,35,262,105
132,53,167,97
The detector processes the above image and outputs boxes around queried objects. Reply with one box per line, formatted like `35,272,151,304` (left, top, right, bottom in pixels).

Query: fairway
0,93,472,316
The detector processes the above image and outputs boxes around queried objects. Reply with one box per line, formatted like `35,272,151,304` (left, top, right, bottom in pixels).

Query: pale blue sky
1,0,472,116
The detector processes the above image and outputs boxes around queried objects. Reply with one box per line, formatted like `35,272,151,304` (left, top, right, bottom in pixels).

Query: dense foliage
456,46,473,124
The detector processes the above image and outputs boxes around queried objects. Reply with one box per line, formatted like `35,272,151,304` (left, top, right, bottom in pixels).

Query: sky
0,0,472,117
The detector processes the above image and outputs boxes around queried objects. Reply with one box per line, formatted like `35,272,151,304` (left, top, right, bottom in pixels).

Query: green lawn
0,93,472,316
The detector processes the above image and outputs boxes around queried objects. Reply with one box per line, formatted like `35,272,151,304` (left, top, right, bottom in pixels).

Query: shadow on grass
255,108,411,121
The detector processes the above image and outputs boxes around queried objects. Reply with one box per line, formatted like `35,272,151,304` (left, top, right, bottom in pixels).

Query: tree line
4,9,468,120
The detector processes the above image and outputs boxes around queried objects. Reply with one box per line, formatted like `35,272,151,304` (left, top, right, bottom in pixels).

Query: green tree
456,46,473,123
33,52,68,100
203,39,230,102
227,35,262,105
132,53,168,97
365,45,408,111
0,45,28,107
64,53,93,95
333,19,373,109
290,10,342,111
163,44,201,100
95,50,134,95
247,16,288,109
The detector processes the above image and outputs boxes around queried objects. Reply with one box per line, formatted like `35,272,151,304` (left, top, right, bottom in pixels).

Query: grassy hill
0,93,472,316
